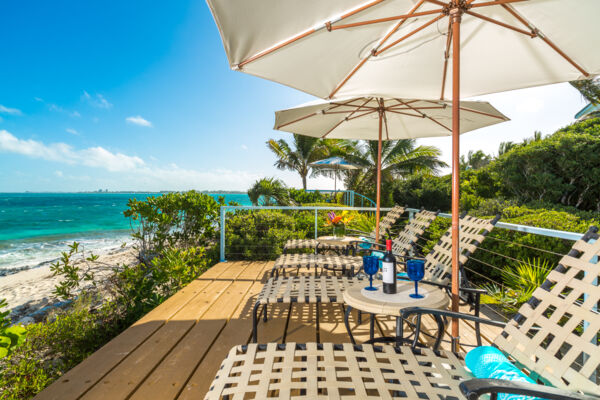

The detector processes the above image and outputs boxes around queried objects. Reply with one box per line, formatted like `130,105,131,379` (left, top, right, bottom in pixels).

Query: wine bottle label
382,261,395,283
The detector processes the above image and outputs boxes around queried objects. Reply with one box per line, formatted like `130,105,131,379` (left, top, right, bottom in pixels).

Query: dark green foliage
225,210,309,260
491,118,600,211
0,298,127,400
124,191,220,263
0,300,25,360
392,174,451,212
287,189,327,205
247,177,293,206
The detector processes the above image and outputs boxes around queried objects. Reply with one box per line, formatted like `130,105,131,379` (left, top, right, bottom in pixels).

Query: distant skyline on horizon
0,1,588,193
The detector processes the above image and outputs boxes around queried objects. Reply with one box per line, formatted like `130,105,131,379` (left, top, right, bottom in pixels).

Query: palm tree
340,140,447,196
498,141,516,156
460,150,492,170
247,178,293,206
570,78,600,105
266,135,329,190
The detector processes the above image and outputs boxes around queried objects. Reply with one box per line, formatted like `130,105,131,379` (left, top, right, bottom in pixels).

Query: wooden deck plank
177,264,273,399
33,263,234,400
79,280,233,400
35,261,503,400
131,262,271,400
128,281,253,400
79,262,255,400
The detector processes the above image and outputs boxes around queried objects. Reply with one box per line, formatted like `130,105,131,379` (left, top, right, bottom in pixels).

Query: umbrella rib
394,98,451,132
440,18,453,100
465,10,535,37
321,98,374,139
470,0,529,8
236,0,385,69
459,106,507,120
375,14,446,56
328,0,427,99
499,3,590,77
330,8,443,30
276,98,359,129
386,109,425,118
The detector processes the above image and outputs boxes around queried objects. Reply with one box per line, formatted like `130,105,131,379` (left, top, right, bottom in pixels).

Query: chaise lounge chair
282,205,406,254
253,213,495,344
205,226,600,400
271,209,437,278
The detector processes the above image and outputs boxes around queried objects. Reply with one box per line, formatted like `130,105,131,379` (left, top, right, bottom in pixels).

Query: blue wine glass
363,256,379,291
406,259,425,299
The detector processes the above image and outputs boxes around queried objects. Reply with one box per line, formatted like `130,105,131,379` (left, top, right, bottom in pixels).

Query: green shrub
225,210,308,260
111,246,211,319
0,296,128,400
0,299,26,360
124,191,220,263
288,189,327,204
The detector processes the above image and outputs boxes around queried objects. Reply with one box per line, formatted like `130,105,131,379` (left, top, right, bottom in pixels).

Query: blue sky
0,1,587,192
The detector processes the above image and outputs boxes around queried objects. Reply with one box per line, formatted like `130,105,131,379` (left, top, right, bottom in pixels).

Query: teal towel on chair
358,236,373,249
397,271,408,279
465,346,544,400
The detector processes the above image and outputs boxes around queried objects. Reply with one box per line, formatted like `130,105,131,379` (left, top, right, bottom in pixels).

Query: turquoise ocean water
0,193,251,275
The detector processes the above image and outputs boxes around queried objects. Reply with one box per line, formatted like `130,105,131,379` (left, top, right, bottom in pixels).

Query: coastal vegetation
0,191,220,399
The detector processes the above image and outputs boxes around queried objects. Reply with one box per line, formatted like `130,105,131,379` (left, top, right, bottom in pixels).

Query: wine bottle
382,239,397,294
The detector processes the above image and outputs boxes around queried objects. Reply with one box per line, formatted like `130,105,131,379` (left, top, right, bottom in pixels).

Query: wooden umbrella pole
375,101,383,243
450,6,462,353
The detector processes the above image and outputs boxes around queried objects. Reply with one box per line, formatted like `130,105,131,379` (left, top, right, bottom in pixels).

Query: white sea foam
0,232,132,276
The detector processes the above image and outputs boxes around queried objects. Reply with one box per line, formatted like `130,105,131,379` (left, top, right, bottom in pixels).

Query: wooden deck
35,261,502,400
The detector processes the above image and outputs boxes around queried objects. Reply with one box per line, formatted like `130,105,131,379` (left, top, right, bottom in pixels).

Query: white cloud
82,91,112,109
515,97,544,113
0,105,22,115
126,115,152,127
55,170,63,178
0,130,144,172
0,130,261,190
47,103,80,118
241,144,248,150
66,128,79,135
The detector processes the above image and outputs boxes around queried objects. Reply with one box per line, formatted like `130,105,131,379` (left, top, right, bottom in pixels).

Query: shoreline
0,245,138,324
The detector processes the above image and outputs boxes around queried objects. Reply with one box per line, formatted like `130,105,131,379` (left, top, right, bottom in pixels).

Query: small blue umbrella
310,156,358,193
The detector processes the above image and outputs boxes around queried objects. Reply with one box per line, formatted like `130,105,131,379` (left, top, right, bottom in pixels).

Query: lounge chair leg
475,292,482,347
344,305,356,345
263,303,268,322
252,302,261,343
358,310,362,324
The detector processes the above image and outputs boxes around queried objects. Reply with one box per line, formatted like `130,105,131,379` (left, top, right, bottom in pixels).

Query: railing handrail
219,205,585,262
407,208,584,242
304,189,376,207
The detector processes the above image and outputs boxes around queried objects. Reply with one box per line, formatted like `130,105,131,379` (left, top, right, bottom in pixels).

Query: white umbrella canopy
207,0,600,349
275,96,508,241
208,0,600,100
275,97,508,139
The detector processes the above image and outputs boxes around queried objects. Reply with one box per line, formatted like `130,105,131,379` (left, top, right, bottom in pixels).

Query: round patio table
316,235,357,249
343,280,449,346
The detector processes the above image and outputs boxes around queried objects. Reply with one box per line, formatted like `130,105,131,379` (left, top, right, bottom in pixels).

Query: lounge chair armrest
400,307,506,328
460,379,599,400
345,229,373,237
418,280,488,295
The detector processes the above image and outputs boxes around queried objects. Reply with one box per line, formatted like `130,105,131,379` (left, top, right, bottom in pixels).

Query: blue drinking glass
406,259,425,299
363,255,379,291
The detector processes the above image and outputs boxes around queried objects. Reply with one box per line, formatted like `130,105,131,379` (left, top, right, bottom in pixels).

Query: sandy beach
0,246,138,323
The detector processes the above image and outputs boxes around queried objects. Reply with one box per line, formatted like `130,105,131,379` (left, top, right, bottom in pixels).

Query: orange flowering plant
326,211,354,227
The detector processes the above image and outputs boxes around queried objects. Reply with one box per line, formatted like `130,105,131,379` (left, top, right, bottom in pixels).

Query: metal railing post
314,208,318,239
220,206,227,262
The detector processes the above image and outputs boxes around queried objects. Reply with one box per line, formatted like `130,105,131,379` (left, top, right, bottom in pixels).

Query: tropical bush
124,191,220,263
225,210,308,260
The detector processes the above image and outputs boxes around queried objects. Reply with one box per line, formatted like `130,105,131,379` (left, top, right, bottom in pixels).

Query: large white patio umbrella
207,0,600,348
275,96,508,241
